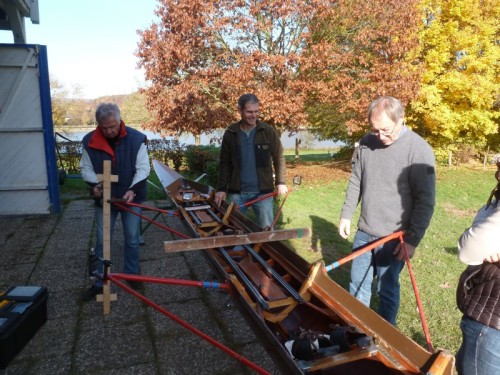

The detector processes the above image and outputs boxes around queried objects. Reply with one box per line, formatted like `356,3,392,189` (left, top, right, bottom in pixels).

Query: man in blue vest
80,103,150,301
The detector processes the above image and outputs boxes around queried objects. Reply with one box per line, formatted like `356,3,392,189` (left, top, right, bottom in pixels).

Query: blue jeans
231,193,274,228
456,317,500,375
349,230,404,325
93,205,142,286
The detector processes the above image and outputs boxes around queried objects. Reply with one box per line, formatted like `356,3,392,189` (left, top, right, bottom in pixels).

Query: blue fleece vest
82,127,147,202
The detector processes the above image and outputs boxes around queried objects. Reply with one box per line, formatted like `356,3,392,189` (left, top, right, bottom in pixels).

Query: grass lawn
61,153,497,356
284,149,337,163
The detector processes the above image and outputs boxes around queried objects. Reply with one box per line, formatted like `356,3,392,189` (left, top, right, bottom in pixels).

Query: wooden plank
163,228,311,253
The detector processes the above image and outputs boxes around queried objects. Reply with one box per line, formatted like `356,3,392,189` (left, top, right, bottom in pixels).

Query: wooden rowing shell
153,159,455,374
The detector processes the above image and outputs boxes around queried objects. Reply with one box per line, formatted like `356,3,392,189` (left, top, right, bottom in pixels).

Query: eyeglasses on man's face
370,121,397,137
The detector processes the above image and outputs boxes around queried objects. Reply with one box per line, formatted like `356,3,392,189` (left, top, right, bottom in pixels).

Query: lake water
55,128,341,150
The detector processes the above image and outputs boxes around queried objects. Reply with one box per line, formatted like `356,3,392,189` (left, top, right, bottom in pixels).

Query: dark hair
238,94,259,110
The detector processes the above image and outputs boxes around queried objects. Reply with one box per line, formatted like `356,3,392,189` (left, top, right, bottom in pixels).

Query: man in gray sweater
338,96,436,325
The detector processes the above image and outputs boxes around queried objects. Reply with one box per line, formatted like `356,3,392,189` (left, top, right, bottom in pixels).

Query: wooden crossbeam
163,228,311,253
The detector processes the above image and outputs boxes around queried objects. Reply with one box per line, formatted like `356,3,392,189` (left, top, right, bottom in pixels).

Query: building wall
0,44,60,215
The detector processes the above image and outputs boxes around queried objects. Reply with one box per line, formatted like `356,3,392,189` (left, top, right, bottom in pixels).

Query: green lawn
61,156,497,356
284,149,337,163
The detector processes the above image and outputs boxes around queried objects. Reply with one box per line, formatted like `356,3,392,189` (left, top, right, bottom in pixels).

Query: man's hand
484,253,500,263
276,184,288,196
394,242,416,261
123,190,135,203
214,191,227,207
91,183,103,198
338,218,351,239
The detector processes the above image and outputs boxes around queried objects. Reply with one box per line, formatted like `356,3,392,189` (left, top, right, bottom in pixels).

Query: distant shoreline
54,125,342,149
54,124,145,133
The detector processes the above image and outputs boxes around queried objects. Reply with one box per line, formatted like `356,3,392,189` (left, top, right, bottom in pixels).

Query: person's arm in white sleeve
80,149,99,184
130,143,150,187
458,204,500,265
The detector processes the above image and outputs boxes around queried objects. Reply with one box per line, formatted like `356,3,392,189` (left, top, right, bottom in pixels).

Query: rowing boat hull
154,160,454,374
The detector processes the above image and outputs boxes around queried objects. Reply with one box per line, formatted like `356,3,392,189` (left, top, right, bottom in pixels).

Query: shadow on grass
309,215,353,289
443,246,458,256
410,331,428,349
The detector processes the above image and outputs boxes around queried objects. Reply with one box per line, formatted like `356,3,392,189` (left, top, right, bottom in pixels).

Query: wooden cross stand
96,160,118,314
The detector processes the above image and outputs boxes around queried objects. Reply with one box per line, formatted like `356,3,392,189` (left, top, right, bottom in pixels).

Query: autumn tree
137,0,338,137
407,0,500,155
50,79,90,126
305,0,422,144
121,91,152,127
50,79,67,126
137,0,426,144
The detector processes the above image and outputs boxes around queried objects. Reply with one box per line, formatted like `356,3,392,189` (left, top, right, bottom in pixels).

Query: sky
0,0,159,99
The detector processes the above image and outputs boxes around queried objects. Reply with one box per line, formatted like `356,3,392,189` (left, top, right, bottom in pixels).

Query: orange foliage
137,0,421,138
306,0,422,136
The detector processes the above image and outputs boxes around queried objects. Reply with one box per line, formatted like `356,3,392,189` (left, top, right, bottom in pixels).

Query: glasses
370,121,397,137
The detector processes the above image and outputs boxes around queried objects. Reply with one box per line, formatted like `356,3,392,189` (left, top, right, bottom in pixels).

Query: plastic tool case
0,286,48,369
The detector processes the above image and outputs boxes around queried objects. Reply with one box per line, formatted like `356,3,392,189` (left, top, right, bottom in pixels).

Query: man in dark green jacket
215,94,287,228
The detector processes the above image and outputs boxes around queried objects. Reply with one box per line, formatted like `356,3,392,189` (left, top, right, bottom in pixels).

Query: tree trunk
483,146,490,170
295,138,301,160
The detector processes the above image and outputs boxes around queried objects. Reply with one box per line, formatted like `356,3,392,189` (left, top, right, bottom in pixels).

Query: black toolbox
0,286,48,369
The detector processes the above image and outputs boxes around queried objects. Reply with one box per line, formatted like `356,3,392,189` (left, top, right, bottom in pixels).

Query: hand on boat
393,242,416,260
214,191,227,206
338,218,351,239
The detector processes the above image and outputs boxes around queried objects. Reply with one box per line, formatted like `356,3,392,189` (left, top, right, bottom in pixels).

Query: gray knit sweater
340,129,436,247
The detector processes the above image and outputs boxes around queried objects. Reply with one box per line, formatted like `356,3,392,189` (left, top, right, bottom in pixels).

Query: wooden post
295,138,301,160
96,160,118,314
483,146,490,170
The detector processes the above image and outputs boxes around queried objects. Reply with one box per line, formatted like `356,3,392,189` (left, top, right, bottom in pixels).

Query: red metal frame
113,201,190,239
95,200,272,374
104,199,434,372
101,268,270,374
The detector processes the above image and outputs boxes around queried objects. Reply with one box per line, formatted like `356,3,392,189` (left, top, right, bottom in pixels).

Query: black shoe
82,285,103,301
125,280,144,291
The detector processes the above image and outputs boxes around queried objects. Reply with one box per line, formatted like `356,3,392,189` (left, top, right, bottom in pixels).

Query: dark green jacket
217,120,286,194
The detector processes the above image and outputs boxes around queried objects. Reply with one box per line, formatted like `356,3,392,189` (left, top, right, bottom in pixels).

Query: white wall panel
0,44,59,215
